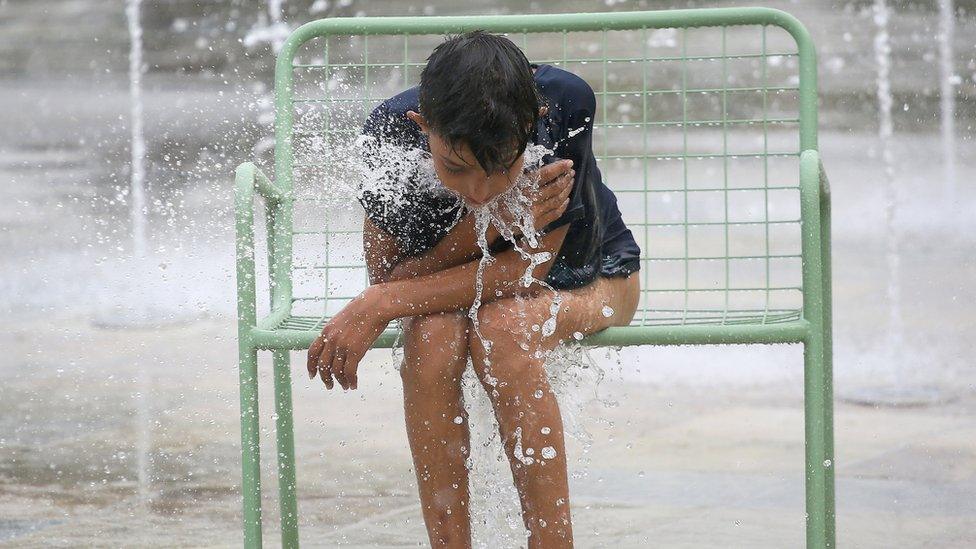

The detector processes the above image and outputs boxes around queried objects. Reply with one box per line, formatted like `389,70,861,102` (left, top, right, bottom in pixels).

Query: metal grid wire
284,25,804,329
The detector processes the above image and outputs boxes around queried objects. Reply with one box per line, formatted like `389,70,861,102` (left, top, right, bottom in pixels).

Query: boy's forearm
385,209,501,282
367,225,567,322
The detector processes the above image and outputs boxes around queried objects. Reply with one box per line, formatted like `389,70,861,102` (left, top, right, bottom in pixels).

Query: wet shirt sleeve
538,77,597,235
356,103,464,257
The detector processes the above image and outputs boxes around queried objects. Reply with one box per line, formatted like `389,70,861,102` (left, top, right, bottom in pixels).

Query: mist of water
244,0,292,156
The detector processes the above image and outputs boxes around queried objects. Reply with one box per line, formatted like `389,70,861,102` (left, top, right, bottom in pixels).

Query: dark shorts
543,253,641,291
487,233,640,291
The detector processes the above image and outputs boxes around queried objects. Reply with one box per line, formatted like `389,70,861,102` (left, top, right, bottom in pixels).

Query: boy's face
406,110,527,208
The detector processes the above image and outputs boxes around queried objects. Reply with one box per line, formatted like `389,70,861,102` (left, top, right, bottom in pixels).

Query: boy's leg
467,274,639,549
401,311,473,549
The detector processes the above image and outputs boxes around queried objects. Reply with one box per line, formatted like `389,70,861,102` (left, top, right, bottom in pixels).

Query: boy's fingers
538,159,573,185
307,336,323,379
542,174,574,211
333,350,348,390
350,364,359,390
537,169,574,204
538,198,568,228
318,341,335,389
342,354,359,390
549,197,571,222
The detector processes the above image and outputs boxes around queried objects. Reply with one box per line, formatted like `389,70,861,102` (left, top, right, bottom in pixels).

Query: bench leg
804,194,836,548
819,185,836,547
804,330,836,548
240,344,263,548
801,151,836,547
272,350,300,548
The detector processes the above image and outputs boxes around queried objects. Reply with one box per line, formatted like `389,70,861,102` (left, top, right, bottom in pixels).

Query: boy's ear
406,110,428,133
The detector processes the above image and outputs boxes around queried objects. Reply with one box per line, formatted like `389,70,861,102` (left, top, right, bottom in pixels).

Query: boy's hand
307,288,387,391
495,158,574,237
528,159,575,229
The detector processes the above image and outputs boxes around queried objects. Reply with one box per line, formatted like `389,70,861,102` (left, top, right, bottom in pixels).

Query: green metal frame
234,7,834,548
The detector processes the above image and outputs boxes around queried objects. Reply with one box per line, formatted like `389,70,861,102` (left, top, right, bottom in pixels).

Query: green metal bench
235,7,834,548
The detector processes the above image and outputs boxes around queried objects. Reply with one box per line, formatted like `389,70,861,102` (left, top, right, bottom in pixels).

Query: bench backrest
268,9,818,327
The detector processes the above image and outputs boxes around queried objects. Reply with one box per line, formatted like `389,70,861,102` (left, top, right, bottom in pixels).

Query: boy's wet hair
418,30,543,174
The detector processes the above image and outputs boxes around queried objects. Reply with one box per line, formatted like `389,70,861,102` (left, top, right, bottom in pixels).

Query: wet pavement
1,313,974,547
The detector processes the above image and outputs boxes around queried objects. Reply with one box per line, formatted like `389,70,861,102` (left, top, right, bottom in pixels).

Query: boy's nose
467,185,494,205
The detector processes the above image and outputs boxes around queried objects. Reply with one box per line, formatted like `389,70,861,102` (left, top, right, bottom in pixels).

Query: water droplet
601,305,614,317
533,389,544,399
823,459,832,467
453,416,464,424
572,331,584,340
541,317,556,337
541,426,551,435
541,446,557,459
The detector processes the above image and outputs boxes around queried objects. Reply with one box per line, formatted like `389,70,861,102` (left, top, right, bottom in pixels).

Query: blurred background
1,0,974,547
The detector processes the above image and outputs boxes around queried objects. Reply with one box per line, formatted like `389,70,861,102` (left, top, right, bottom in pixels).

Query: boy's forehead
431,134,477,165
431,132,521,168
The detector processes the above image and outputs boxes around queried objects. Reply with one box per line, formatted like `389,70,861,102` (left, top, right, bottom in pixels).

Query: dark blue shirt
357,63,641,290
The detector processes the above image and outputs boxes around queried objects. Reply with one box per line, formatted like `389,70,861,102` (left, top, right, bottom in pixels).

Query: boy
307,30,641,548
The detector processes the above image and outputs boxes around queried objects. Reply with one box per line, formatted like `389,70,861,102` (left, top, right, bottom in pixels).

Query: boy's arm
308,222,571,389
363,210,501,284
366,159,575,284
373,222,569,319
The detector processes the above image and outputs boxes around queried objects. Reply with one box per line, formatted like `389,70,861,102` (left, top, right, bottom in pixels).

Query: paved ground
1,315,974,548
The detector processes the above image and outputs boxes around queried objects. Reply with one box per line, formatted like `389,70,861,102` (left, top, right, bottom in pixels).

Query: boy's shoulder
361,86,423,143
372,85,420,117
534,64,596,113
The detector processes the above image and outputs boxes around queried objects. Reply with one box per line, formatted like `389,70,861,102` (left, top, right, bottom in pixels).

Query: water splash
243,0,292,156
126,0,147,261
125,0,151,510
460,341,621,547
873,0,903,366
938,0,958,204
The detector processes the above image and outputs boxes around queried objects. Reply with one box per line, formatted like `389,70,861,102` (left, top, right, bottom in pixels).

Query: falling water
872,0,902,364
125,0,152,509
127,0,147,260
444,147,611,546
464,145,562,387
938,0,957,205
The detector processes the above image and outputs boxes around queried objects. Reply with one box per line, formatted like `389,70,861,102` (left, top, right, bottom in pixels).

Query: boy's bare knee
401,312,471,387
468,301,525,352
468,301,549,392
